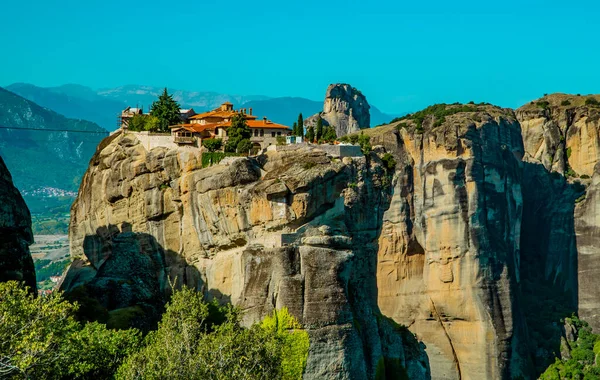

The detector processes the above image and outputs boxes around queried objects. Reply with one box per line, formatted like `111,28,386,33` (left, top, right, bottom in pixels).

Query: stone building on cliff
170,102,291,149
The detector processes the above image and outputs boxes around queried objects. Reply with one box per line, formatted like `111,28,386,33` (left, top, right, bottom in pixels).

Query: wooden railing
174,136,195,144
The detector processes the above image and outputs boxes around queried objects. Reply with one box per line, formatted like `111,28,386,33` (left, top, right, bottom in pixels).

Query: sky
1,0,599,113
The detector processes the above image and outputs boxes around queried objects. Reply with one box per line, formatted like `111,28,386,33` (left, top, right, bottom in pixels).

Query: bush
202,138,223,152
390,103,479,130
276,136,287,145
201,152,239,167
236,138,253,154
0,281,141,379
585,97,600,106
561,100,572,106
358,132,371,154
537,101,550,109
381,153,397,171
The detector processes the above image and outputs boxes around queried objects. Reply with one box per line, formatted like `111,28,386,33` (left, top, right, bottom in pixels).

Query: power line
0,126,110,135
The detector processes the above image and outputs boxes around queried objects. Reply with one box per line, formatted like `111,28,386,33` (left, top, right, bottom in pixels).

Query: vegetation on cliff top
0,281,309,379
519,93,600,111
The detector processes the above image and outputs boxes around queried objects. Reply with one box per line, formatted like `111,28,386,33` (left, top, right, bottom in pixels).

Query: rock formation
0,155,36,292
516,94,600,333
369,105,529,379
62,131,430,379
305,84,370,137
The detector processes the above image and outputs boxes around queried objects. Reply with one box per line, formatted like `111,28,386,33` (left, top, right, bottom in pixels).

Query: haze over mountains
6,83,398,131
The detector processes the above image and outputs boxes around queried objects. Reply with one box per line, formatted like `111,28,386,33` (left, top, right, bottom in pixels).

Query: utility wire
0,126,109,135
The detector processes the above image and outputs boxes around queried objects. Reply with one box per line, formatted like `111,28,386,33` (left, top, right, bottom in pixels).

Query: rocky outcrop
62,131,430,379
305,84,370,137
516,95,600,333
0,155,35,291
369,105,529,379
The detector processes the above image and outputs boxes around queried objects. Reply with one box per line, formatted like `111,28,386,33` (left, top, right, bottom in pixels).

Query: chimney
249,108,253,115
263,117,267,125
243,108,247,115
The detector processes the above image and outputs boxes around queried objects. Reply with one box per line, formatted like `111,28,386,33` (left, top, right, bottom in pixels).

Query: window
254,129,258,137
271,132,276,137
277,132,281,136
260,129,264,137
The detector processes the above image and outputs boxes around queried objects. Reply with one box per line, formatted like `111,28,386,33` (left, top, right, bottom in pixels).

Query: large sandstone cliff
516,94,600,334
305,84,370,137
0,155,35,291
62,132,430,379
368,105,528,380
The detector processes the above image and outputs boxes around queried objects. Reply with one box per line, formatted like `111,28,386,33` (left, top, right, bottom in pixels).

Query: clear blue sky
1,0,599,113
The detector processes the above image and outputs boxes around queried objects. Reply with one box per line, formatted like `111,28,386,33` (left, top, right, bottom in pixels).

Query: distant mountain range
0,86,106,220
6,83,398,130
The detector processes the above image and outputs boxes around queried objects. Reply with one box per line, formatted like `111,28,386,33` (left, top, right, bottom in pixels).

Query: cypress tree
150,88,181,132
292,122,298,136
316,117,324,142
297,113,304,138
306,125,315,143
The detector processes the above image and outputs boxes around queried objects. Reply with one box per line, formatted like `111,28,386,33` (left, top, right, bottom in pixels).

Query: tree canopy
150,88,181,132
295,113,304,138
225,113,252,153
315,117,324,142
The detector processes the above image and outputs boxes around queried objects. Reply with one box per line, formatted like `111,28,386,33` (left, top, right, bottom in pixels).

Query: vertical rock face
516,95,600,332
369,105,528,379
305,84,370,137
63,132,430,379
0,155,35,291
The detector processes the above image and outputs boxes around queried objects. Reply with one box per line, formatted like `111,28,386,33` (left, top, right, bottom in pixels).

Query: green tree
292,122,298,136
306,125,315,143
0,281,141,379
116,287,283,380
128,114,162,132
316,117,324,142
358,132,371,154
225,113,251,152
296,113,304,138
202,138,223,152
236,139,253,154
322,126,337,143
150,88,181,132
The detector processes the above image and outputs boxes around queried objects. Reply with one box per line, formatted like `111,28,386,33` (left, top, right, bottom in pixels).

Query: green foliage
276,136,287,145
201,138,223,152
236,138,253,154
566,147,572,159
0,281,141,379
261,308,309,380
149,88,181,132
395,122,408,131
381,153,397,171
390,103,479,130
349,134,359,145
127,114,162,132
566,168,578,178
201,152,239,167
316,117,324,142
225,113,251,152
116,287,291,380
561,100,572,106
296,113,304,138
540,315,600,380
358,132,371,154
292,122,298,136
303,162,316,170
537,101,551,109
321,126,337,143
580,174,591,179
585,97,600,106
305,125,315,143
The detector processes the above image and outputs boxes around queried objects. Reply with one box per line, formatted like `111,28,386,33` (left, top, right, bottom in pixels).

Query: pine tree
306,125,315,143
292,122,298,136
297,113,304,138
150,88,181,132
324,126,337,142
316,117,324,142
225,113,251,153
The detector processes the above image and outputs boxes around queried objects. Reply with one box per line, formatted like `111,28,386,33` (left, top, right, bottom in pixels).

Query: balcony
174,136,195,144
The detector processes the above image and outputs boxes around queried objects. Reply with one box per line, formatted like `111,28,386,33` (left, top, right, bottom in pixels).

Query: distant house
120,106,143,128
170,102,291,150
179,108,196,122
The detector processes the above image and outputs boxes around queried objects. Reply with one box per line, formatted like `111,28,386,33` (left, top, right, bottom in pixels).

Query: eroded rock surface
369,105,528,379
305,83,370,137
0,155,35,291
63,132,430,379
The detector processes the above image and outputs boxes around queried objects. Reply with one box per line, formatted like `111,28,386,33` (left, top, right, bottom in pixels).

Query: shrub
349,134,359,145
0,281,141,379
236,138,253,154
358,132,371,154
202,138,223,152
585,97,600,106
537,101,550,109
276,136,287,145
381,153,397,171
561,100,572,106
390,103,478,130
